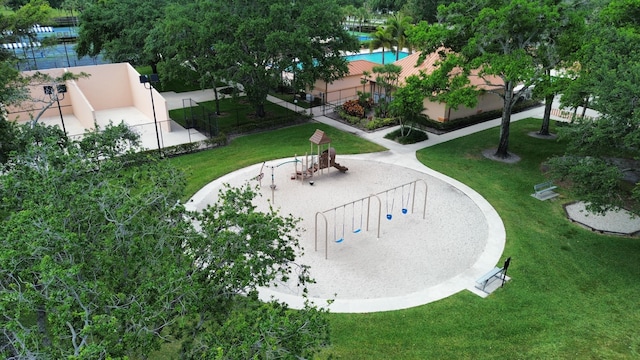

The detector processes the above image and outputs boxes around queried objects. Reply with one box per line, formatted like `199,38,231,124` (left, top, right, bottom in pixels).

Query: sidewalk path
180,91,639,312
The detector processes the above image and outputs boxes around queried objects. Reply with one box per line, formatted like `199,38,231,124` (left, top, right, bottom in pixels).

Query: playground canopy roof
309,129,331,145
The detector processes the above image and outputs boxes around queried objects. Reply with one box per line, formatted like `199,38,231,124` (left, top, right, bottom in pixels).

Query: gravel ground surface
564,201,640,235
187,154,504,313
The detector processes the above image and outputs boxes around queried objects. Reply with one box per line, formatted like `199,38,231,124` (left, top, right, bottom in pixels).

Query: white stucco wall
7,63,172,132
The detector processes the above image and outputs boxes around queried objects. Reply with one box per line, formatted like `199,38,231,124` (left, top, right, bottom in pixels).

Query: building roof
309,129,331,145
392,51,504,90
393,51,440,84
347,60,378,77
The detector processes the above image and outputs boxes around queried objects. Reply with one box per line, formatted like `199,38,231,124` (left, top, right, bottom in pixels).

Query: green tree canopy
386,12,414,60
0,123,329,358
389,75,425,136
369,0,407,13
401,0,453,23
76,0,169,71
548,0,640,215
531,0,586,135
167,0,358,118
408,0,562,158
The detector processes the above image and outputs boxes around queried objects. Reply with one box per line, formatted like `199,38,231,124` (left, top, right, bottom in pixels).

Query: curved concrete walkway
180,97,544,312
186,152,506,313
176,92,636,313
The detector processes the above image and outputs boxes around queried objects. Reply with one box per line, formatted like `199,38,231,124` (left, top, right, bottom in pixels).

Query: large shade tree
402,0,454,23
144,1,225,114
188,0,358,118
76,0,169,72
0,124,329,358
532,0,587,135
548,0,640,215
408,0,562,158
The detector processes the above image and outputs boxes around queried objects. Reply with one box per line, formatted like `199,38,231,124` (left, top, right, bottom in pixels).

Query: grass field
169,122,386,199
319,119,640,359
168,98,306,136
169,118,640,359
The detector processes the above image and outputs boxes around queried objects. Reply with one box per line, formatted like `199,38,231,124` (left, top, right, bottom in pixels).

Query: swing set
314,179,428,260
380,180,427,221
315,194,381,260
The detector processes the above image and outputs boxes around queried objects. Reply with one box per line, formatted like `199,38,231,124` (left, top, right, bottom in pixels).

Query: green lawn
320,119,640,359
269,92,312,109
168,98,306,136
170,118,640,359
169,122,386,199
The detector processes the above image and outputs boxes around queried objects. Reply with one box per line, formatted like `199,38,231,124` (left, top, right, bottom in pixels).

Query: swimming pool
344,51,409,64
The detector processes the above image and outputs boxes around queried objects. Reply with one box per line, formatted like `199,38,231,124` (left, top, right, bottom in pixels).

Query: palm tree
369,26,394,64
342,5,357,29
356,7,370,33
386,13,414,60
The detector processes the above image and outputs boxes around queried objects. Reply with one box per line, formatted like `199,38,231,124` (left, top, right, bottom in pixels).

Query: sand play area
186,153,506,313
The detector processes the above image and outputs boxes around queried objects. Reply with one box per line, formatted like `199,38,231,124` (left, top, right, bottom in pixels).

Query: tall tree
372,63,401,117
532,0,586,135
548,0,640,215
389,75,425,136
199,0,358,117
409,0,561,158
369,0,407,13
386,12,414,59
0,124,329,358
145,1,224,114
356,6,371,33
402,0,452,23
76,0,169,72
369,25,395,64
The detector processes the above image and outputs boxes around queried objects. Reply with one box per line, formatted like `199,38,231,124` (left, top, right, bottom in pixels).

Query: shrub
337,107,365,125
219,86,239,95
424,99,542,131
357,91,373,109
365,117,397,130
384,128,429,144
342,99,365,118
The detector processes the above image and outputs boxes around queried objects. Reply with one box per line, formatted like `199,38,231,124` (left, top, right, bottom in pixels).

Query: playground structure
188,156,500,310
315,179,428,259
254,130,349,203
296,129,348,179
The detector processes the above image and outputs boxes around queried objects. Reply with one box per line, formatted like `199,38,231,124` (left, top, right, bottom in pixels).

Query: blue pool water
344,51,409,64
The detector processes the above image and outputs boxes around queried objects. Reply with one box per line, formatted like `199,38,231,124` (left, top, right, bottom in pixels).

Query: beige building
5,63,204,149
309,60,378,105
310,51,504,122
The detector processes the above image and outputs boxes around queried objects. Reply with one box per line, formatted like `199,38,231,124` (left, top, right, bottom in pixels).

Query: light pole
139,74,161,153
44,84,67,136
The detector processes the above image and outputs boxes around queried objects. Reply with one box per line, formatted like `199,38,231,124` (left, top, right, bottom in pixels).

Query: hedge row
422,100,542,132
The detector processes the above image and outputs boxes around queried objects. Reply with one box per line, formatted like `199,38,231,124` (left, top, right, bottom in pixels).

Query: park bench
532,181,558,200
475,257,511,293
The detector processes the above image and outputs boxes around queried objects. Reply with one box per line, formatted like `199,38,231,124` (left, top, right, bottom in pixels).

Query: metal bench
475,257,511,293
532,181,558,200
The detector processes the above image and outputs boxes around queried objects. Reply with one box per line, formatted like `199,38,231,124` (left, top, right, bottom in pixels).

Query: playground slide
333,163,348,172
